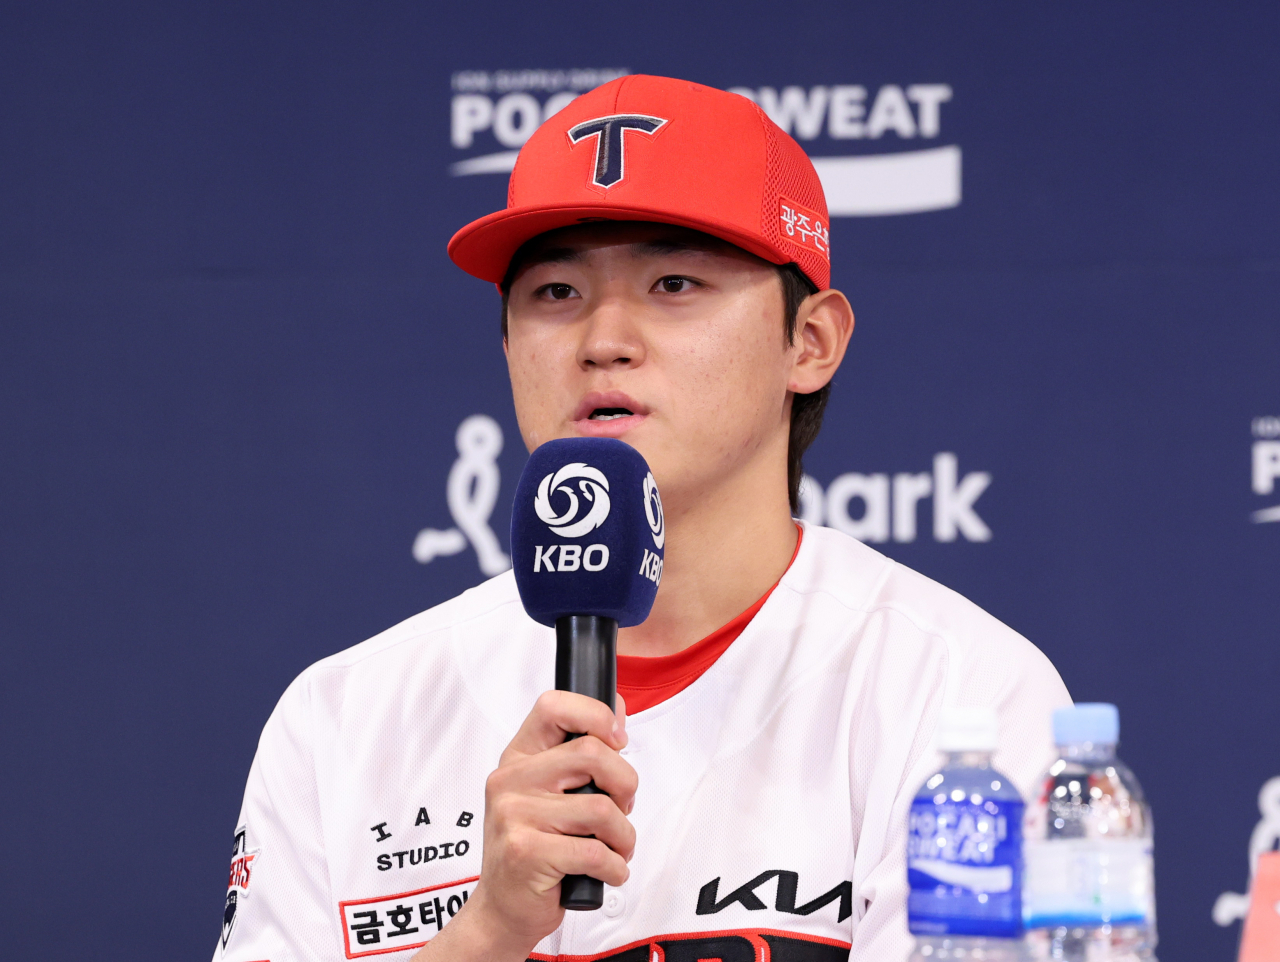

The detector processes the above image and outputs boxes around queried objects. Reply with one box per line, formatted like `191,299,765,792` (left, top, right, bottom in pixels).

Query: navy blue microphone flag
511,438,664,628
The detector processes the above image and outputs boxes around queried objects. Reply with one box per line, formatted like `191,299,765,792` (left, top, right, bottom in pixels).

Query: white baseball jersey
215,522,1071,962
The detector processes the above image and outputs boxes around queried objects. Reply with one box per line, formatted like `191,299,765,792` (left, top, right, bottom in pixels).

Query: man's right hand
414,691,637,962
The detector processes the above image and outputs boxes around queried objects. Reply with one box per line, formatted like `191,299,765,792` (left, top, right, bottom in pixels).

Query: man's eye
539,283,577,300
656,276,694,294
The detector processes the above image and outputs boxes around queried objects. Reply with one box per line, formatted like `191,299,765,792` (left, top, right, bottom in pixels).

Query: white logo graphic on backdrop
411,428,987,576
413,415,511,576
1213,776,1280,926
729,84,958,216
535,463,612,537
798,453,992,543
448,71,958,217
643,471,664,549
449,69,628,175
1252,416,1280,524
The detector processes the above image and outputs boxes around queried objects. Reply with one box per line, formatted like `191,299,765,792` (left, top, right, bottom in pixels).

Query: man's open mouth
573,393,647,425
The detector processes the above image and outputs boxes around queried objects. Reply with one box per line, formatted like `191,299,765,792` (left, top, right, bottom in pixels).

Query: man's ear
788,288,854,395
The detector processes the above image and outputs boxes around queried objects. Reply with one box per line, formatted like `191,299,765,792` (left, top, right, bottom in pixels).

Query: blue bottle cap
1053,703,1119,747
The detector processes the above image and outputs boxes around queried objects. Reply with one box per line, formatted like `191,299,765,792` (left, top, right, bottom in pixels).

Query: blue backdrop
2,3,1277,960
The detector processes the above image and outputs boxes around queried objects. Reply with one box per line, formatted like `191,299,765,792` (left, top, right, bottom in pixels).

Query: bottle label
1022,837,1154,929
907,794,1024,937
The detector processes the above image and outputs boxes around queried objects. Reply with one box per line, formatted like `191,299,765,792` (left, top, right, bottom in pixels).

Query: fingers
548,834,631,888
497,828,631,890
460,690,636,954
494,791,637,863
503,690,626,760
490,734,639,814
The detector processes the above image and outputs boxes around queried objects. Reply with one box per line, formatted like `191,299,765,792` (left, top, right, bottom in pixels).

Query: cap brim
447,202,791,285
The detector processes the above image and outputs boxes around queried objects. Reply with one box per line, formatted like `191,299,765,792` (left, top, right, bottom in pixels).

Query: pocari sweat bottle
908,707,1025,961
1022,704,1156,961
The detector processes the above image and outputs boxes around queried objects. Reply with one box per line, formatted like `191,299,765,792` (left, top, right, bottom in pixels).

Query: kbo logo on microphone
531,462,613,573
640,471,664,585
535,462,612,536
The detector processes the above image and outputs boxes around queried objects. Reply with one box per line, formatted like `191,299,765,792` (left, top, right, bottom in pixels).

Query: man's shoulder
275,571,532,718
790,524,1070,791
792,523,1063,684
313,570,525,672
260,570,547,747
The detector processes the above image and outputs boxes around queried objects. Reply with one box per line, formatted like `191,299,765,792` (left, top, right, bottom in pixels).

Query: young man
215,76,1070,962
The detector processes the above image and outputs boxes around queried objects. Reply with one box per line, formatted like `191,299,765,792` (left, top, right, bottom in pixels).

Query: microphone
510,437,665,910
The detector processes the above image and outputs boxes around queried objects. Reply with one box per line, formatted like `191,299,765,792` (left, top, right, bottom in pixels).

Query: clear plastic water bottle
1022,704,1157,961
908,707,1026,961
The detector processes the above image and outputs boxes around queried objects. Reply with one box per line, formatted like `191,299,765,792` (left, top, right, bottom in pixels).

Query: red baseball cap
447,74,832,290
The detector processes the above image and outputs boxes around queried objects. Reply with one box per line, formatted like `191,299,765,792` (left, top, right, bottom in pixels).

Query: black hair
499,243,828,515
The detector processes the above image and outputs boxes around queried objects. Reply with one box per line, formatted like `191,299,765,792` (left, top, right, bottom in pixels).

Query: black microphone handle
554,614,618,912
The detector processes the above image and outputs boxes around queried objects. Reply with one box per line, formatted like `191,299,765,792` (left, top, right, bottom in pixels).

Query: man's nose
576,293,646,371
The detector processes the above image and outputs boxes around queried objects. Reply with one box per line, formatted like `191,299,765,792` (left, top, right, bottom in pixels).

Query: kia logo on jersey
567,113,667,188
534,462,612,537
697,870,854,923
642,471,664,549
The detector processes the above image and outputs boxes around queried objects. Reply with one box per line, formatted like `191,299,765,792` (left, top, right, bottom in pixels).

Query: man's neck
616,462,799,659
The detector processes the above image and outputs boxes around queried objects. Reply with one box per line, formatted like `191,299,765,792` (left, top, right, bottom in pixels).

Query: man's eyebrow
516,238,721,274
629,239,719,258
519,246,585,269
